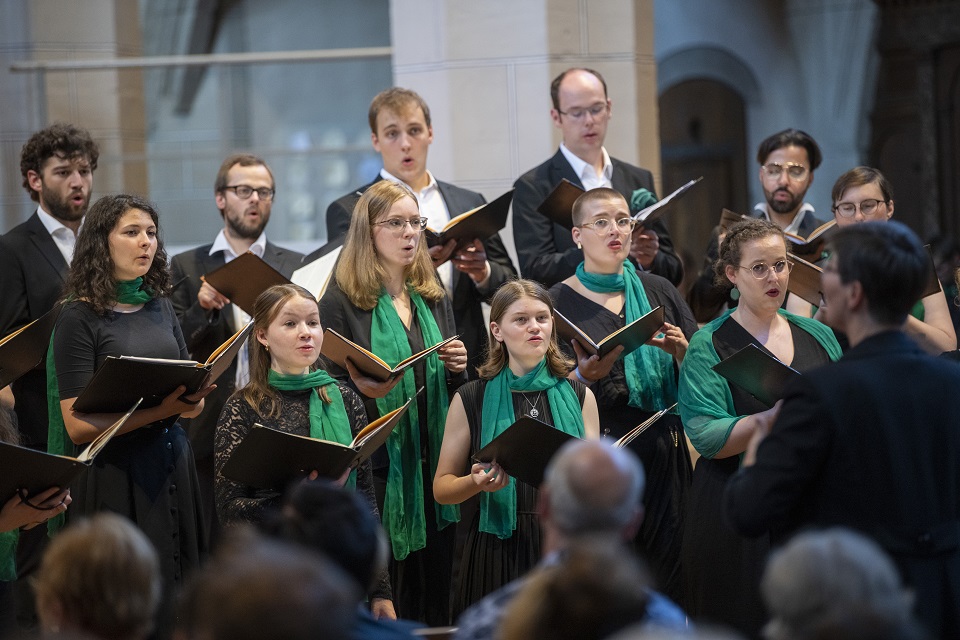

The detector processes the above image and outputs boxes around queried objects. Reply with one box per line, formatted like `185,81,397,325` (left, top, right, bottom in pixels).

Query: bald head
543,439,645,537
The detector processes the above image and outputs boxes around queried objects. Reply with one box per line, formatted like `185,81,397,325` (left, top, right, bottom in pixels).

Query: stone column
388,0,660,264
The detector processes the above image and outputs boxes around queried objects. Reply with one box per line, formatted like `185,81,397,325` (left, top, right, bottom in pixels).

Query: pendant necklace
522,390,543,418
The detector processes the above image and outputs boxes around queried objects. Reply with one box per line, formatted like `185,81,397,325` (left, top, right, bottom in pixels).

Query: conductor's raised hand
438,339,468,374
571,339,623,384
344,358,403,399
470,462,510,493
197,280,230,311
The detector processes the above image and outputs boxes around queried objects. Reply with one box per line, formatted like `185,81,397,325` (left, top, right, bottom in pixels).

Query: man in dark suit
0,122,98,630
0,123,99,448
511,68,683,289
723,221,960,639
324,87,516,376
170,153,303,539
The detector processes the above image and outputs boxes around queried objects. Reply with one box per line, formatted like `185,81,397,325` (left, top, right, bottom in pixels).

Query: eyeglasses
223,185,275,200
833,199,889,218
578,217,637,233
761,162,809,181
738,260,793,279
375,217,429,233
557,102,609,121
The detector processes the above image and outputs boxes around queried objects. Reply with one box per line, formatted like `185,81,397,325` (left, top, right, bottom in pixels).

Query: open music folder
712,343,800,408
320,329,460,383
424,190,514,249
202,252,293,315
554,306,665,359
0,304,61,388
472,417,578,488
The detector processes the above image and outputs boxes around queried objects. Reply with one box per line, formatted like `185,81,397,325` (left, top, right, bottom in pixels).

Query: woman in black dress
548,188,694,603
434,279,599,615
318,180,468,625
50,194,213,638
678,219,841,637
215,283,394,618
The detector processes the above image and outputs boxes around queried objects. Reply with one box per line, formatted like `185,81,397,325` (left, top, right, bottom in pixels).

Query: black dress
451,377,587,617
549,277,696,603
680,317,830,638
54,298,207,639
318,279,465,625
214,382,392,601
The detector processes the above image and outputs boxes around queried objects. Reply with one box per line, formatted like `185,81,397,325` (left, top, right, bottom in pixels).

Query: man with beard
170,154,302,541
687,128,825,322
0,122,98,631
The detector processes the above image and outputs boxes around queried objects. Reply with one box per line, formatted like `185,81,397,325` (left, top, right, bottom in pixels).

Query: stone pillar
388,0,660,263
1,0,148,230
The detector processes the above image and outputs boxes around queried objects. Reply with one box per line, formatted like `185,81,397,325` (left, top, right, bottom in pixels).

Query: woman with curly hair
49,194,213,638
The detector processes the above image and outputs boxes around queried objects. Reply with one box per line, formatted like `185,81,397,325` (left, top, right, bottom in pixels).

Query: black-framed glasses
833,198,889,218
578,217,637,233
223,185,275,200
375,217,429,233
761,162,809,181
738,260,793,279
557,102,608,121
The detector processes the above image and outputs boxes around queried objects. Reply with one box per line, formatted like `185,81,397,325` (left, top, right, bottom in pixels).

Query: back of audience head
34,513,161,640
608,626,745,640
761,528,915,640
259,479,388,595
541,438,645,540
175,532,357,640
825,221,929,326
499,543,651,640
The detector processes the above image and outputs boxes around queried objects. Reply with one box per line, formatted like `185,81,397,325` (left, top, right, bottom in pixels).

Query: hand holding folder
424,190,514,249
473,417,579,488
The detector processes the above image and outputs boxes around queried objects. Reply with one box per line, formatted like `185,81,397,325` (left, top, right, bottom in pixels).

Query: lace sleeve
214,395,282,526
342,384,393,602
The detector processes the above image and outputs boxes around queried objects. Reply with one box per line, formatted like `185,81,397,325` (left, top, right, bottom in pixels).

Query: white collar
209,228,267,260
753,202,816,235
36,205,78,237
559,142,613,184
379,168,439,198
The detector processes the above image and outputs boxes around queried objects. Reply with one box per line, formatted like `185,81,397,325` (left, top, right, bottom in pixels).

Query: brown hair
367,87,432,135
714,218,786,288
239,284,330,418
64,194,172,315
571,187,626,227
34,513,161,640
334,180,444,310
830,166,895,209
550,68,608,112
214,153,274,194
756,128,822,170
477,279,573,379
20,123,99,202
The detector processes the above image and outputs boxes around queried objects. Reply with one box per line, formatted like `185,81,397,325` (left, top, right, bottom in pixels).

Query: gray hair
544,439,645,536
761,528,914,640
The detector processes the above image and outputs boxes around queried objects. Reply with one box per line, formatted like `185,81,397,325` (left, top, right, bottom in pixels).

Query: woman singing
318,180,467,624
434,279,599,613
215,283,394,618
678,219,841,636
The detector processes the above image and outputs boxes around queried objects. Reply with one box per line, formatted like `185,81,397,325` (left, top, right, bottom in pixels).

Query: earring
577,242,582,250
730,286,740,301
264,344,270,352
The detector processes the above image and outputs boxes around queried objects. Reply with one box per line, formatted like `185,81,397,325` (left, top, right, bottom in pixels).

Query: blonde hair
239,284,330,418
335,180,444,310
34,513,161,640
477,279,573,379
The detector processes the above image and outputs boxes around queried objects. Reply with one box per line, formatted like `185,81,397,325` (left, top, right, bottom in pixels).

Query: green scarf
371,286,458,560
479,360,584,539
267,369,355,489
0,529,16,581
576,261,677,411
45,278,154,534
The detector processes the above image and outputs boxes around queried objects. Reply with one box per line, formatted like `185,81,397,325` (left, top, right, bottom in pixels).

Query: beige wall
389,0,661,263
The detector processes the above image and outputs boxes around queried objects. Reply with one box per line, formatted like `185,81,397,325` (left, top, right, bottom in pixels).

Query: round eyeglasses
375,217,429,233
578,218,637,234
738,260,793,279
761,163,809,182
833,199,889,218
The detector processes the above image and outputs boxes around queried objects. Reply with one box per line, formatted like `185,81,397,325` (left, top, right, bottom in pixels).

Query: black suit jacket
170,240,304,459
325,177,517,376
511,149,683,288
0,212,70,447
724,331,960,638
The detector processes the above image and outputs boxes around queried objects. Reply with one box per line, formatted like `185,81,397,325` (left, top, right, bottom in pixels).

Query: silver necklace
521,391,543,418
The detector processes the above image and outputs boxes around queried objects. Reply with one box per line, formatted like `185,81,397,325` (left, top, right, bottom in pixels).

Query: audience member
724,221,960,638
175,533,356,640
323,87,517,376
170,153,303,542
512,67,683,287
33,513,161,640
